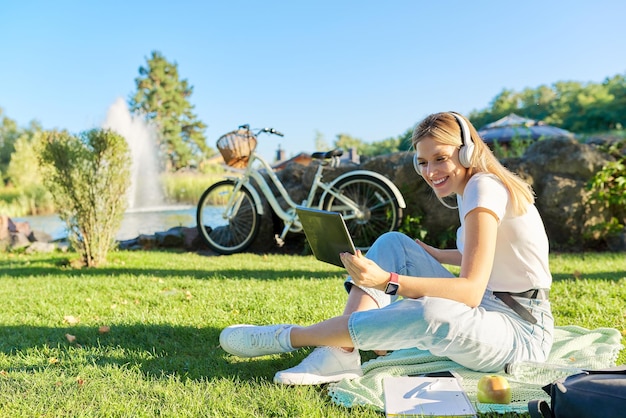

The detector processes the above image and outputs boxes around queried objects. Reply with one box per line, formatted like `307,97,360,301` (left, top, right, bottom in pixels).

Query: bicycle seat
311,149,344,160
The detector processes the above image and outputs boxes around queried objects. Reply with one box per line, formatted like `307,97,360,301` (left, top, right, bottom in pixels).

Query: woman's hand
415,238,440,260
415,238,462,266
340,250,390,291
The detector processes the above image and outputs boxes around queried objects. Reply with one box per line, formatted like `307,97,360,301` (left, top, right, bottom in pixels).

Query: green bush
38,129,131,267
586,139,626,241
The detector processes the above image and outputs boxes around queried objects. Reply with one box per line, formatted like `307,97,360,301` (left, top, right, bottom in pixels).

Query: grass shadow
0,257,343,282
0,323,306,383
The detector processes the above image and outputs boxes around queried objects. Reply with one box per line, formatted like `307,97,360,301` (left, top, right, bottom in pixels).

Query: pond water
15,206,197,241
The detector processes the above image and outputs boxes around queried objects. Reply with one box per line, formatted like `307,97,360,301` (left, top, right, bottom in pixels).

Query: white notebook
383,376,476,417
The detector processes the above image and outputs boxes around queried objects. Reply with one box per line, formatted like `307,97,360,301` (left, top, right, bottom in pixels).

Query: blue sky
2,0,625,161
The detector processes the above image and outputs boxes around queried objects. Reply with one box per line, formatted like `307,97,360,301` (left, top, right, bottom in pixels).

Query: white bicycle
196,125,406,254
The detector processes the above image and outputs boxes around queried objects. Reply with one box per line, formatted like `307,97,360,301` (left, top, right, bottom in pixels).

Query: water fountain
102,97,165,210
101,98,196,240
15,99,197,241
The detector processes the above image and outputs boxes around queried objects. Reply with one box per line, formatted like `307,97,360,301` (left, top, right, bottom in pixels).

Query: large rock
508,137,611,250
0,214,59,252
271,137,618,251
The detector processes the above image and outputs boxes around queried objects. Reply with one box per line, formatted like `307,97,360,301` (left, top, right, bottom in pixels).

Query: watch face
385,282,399,295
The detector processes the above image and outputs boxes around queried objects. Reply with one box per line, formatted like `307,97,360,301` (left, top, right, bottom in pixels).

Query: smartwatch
384,272,399,295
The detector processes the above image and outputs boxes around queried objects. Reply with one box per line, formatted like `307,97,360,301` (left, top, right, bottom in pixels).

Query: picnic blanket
328,325,624,414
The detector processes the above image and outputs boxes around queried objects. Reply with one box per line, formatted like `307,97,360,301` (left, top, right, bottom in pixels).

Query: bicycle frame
219,147,384,242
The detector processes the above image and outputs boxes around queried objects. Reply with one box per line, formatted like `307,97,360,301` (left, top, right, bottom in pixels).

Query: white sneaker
219,324,294,358
273,346,362,385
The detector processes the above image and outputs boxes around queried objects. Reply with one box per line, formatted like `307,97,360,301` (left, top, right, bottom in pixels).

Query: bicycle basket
216,128,258,168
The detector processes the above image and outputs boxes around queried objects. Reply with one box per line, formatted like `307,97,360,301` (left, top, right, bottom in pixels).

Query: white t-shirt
456,173,551,292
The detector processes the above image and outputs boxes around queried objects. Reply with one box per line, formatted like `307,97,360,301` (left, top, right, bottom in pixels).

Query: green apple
477,375,512,404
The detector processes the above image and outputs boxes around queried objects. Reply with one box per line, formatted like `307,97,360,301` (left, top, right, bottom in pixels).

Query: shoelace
249,327,283,350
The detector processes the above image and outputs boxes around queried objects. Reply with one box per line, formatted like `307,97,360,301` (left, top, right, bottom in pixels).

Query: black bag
528,366,626,418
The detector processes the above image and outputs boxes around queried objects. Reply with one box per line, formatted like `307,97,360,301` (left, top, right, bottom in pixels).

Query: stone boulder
118,226,206,251
506,137,613,250
0,214,58,252
269,137,619,251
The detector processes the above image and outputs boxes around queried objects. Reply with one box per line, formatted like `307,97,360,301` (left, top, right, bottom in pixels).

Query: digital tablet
296,207,356,267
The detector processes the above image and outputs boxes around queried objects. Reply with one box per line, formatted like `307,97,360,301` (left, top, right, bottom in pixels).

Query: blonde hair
412,112,534,216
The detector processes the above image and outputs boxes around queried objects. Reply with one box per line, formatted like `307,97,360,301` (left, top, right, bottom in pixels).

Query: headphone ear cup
458,146,471,168
450,112,474,168
412,153,422,176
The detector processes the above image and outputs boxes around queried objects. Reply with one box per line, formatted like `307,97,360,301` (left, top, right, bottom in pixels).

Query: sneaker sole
273,370,362,385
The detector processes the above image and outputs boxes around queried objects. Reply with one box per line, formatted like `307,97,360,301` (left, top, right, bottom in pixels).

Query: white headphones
451,112,474,168
413,112,474,173
412,152,421,175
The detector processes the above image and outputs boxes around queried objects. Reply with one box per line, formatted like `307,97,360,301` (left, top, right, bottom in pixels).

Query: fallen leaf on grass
98,325,110,334
63,315,80,325
65,333,76,343
48,357,59,364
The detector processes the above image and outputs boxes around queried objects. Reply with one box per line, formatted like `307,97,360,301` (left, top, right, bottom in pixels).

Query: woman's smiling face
415,136,469,197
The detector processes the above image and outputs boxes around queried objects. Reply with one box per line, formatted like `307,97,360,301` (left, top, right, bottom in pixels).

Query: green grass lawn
0,250,624,417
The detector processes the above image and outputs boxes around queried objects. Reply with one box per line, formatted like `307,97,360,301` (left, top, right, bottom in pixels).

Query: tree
7,124,43,189
0,108,21,184
396,127,415,152
6,129,55,215
129,51,212,171
370,127,415,154
604,74,626,129
334,133,366,154
518,85,556,122
38,129,131,267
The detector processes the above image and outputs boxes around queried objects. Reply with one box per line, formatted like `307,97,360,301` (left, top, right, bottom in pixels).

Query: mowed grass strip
0,250,623,417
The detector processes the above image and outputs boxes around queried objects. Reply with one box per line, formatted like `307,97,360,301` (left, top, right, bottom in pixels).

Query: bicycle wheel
196,180,261,254
324,174,403,250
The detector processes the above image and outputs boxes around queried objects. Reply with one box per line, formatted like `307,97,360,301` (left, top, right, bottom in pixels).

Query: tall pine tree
130,51,211,171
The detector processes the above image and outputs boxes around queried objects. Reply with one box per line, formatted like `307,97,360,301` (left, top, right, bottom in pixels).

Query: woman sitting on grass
220,111,554,386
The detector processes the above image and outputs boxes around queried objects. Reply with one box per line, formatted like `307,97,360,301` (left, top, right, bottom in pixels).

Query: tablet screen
296,207,356,267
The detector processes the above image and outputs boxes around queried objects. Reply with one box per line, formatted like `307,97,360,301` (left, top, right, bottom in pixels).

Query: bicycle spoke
325,174,402,250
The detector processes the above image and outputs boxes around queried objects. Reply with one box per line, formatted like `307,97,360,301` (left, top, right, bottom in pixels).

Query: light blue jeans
345,232,554,372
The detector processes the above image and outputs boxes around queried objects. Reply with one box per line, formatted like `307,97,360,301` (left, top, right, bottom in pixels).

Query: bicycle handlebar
265,128,284,137
237,124,284,137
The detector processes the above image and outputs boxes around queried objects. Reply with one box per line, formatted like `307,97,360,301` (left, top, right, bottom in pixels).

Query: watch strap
384,272,399,295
